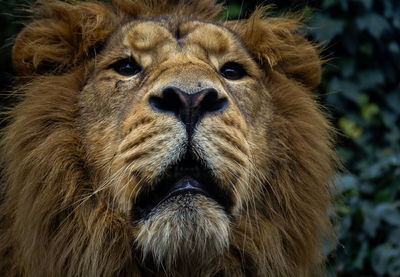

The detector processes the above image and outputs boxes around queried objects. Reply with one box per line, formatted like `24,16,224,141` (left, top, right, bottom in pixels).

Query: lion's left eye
219,62,247,80
111,58,142,76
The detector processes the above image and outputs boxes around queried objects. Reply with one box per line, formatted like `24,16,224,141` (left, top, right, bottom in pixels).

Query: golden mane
1,1,337,276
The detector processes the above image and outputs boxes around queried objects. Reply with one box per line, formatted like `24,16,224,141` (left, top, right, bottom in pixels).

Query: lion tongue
159,177,206,204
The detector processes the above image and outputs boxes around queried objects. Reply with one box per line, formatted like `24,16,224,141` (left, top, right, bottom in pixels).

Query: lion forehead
123,21,173,51
111,20,248,62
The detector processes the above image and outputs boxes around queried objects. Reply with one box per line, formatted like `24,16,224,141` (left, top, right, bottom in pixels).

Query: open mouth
133,152,233,220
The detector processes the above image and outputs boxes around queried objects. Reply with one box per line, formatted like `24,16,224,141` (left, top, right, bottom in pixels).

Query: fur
1,1,337,276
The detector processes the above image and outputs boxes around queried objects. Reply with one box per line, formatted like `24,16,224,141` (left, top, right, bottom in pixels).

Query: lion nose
149,86,228,136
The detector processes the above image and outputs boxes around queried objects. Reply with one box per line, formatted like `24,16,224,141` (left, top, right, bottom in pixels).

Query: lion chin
0,0,338,276
133,154,232,272
136,194,229,271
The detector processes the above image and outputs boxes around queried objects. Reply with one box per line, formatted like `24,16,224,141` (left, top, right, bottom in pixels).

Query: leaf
338,174,358,192
221,4,243,20
338,59,355,78
356,94,369,107
311,14,344,42
388,228,400,245
382,111,397,127
375,189,394,202
361,103,380,122
357,70,385,90
376,202,400,227
383,1,394,18
339,0,348,11
393,10,400,28
337,147,354,164
386,89,400,113
361,202,380,237
389,42,400,54
338,117,363,139
356,13,391,38
322,0,338,9
353,241,368,269
385,127,400,147
360,42,374,56
371,244,400,276
337,214,352,240
354,0,373,10
388,259,400,276
329,78,360,103
361,163,383,179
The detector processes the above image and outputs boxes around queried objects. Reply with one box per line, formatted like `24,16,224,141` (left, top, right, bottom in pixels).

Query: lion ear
226,8,322,90
13,1,116,77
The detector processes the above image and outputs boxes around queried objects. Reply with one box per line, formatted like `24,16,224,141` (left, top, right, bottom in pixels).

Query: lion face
1,1,337,276
80,20,266,268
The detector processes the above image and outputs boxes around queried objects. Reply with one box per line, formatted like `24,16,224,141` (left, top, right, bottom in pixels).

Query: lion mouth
133,153,233,220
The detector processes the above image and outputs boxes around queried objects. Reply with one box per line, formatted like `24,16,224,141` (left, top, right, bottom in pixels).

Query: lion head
0,1,337,276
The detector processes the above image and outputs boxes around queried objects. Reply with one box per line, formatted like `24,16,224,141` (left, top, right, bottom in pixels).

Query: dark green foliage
309,1,399,276
1,0,399,276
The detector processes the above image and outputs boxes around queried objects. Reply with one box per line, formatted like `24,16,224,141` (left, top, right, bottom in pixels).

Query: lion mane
0,1,337,276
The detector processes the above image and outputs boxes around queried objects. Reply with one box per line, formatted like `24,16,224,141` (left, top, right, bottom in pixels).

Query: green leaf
337,203,352,214
375,189,394,202
221,4,243,20
361,103,380,122
338,117,363,139
322,0,338,9
388,258,400,276
356,94,369,107
360,42,374,56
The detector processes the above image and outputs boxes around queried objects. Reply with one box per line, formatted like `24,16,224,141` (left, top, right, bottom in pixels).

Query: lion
0,0,337,276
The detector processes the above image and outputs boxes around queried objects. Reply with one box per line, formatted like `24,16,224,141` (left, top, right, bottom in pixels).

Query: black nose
149,86,228,136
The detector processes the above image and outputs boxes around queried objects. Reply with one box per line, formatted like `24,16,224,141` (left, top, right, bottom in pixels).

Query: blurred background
1,0,399,276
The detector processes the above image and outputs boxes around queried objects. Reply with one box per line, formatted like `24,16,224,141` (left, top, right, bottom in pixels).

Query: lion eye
220,62,247,80
111,58,142,76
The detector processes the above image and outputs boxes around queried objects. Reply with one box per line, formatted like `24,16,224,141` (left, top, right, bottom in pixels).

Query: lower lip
157,176,208,206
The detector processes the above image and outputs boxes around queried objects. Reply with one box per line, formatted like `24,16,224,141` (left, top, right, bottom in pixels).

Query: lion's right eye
111,58,142,76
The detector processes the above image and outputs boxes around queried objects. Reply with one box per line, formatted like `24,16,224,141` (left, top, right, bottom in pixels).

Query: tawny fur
0,1,337,276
